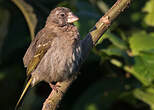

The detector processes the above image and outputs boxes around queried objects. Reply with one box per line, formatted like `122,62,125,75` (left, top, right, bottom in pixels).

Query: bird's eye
60,13,65,17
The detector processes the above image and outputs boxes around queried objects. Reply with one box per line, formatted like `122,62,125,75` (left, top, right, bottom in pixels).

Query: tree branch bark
42,0,132,110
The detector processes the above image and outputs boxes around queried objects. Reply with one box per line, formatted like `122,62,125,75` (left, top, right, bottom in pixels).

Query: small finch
16,7,81,109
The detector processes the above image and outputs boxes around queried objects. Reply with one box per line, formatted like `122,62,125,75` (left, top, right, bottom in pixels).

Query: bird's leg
49,83,60,93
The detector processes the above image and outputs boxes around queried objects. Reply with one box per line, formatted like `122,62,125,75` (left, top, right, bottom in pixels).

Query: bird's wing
23,29,44,68
23,28,56,76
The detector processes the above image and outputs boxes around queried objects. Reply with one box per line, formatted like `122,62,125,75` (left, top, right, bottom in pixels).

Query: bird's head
46,7,79,27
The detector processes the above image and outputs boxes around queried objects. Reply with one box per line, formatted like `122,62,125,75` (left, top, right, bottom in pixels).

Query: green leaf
142,0,154,26
12,0,37,40
101,46,131,64
134,88,154,110
129,31,154,55
131,12,142,22
101,47,127,57
110,49,154,86
104,32,128,50
133,50,154,85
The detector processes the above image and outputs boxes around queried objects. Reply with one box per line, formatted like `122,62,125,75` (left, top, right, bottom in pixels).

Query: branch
42,0,132,110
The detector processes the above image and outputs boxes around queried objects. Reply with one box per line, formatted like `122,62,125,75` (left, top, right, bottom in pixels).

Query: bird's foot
49,83,61,93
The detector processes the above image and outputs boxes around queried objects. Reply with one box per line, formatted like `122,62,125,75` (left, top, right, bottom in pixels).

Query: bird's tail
15,78,32,110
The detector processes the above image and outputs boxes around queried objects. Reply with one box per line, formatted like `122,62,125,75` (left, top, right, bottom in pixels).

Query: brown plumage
16,7,81,109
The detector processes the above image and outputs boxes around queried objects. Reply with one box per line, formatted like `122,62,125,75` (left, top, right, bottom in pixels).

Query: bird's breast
31,34,81,85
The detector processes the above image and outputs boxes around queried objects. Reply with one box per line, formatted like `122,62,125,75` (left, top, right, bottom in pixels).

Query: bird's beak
67,12,79,23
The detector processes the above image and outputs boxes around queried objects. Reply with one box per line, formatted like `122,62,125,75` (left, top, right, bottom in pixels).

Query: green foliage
134,88,154,110
142,0,154,26
103,32,128,50
129,31,154,55
0,0,154,110
133,51,154,86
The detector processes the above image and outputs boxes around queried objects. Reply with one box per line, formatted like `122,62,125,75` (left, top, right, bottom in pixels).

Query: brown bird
16,7,81,109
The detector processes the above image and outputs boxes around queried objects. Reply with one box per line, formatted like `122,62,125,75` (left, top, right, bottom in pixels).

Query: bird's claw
49,83,61,93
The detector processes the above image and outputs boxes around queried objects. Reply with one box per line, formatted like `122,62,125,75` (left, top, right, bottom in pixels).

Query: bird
15,7,81,109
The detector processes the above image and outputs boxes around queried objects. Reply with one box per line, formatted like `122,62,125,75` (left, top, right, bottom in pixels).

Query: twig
42,0,132,110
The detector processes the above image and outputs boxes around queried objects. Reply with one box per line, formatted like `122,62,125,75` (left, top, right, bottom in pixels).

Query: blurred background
0,0,154,110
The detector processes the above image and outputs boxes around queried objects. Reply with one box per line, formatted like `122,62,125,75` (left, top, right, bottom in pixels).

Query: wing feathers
23,28,55,76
